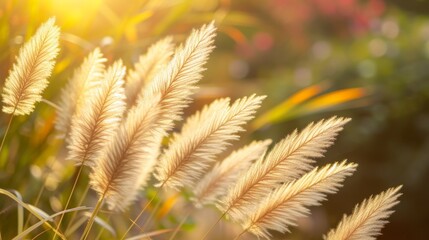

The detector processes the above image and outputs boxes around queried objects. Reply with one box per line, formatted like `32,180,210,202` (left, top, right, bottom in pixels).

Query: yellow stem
53,164,84,240
233,229,247,240
0,114,14,154
94,214,111,240
140,198,162,231
168,212,190,240
120,185,163,240
81,194,105,240
65,184,90,236
200,209,228,240
23,162,50,229
32,228,49,239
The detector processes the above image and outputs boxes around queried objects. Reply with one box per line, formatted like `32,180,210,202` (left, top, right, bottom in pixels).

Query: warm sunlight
46,0,103,26
0,0,426,239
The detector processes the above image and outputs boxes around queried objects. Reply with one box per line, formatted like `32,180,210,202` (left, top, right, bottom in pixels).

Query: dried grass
1,18,402,240
220,117,351,221
67,60,126,167
242,161,357,239
324,186,402,240
155,95,265,189
56,48,106,136
125,37,174,107
2,17,60,115
193,139,272,208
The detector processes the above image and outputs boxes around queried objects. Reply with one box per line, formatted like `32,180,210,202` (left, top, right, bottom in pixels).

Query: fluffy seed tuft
2,18,60,115
324,186,402,240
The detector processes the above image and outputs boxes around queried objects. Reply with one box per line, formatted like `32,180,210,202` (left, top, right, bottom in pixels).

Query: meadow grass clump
0,17,402,240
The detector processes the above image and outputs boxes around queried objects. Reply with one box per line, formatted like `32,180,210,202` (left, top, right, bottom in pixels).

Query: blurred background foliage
0,0,428,239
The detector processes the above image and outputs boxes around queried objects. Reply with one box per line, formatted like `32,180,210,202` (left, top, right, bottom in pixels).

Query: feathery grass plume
179,97,231,136
193,139,272,208
220,116,350,221
67,60,126,167
155,94,265,189
114,23,216,188
55,48,106,136
89,93,162,211
101,23,216,200
125,37,174,107
2,18,60,115
241,161,357,239
139,21,216,137
324,186,402,240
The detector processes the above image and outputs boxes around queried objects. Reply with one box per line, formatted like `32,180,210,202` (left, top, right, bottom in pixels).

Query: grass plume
155,94,265,189
56,48,106,136
324,186,402,240
89,20,218,215
2,17,60,116
240,161,357,239
138,21,217,137
67,60,126,167
220,116,351,221
89,96,161,211
193,139,272,208
125,37,174,107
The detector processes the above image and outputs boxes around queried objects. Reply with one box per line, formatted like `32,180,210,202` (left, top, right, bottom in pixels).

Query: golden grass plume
89,22,217,211
155,94,265,189
2,17,60,115
89,96,161,211
241,160,357,239
324,185,402,240
220,116,351,221
125,37,174,107
67,60,126,166
139,21,216,137
192,139,272,208
178,97,231,136
56,48,106,136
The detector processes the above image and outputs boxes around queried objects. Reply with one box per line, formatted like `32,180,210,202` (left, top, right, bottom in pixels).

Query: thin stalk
24,97,61,233
168,212,190,240
24,179,46,229
0,182,66,240
15,206,91,240
24,145,65,229
200,209,229,240
0,114,14,153
80,193,105,240
64,217,87,237
94,214,112,240
140,199,162,231
64,184,90,235
32,228,49,240
120,185,163,240
233,228,248,240
234,225,253,240
53,164,84,240
41,99,61,111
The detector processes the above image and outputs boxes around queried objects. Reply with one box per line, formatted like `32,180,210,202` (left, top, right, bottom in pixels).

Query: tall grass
0,18,402,240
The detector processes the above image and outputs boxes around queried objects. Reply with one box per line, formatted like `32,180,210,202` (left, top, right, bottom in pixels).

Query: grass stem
140,199,161,231
233,228,247,240
168,212,190,240
200,209,228,240
53,164,84,240
0,114,14,154
94,214,112,240
81,193,105,240
120,184,163,240
64,184,90,235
